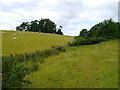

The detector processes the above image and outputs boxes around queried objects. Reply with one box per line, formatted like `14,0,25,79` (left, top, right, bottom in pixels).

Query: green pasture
23,40,118,88
2,31,73,56
2,31,118,88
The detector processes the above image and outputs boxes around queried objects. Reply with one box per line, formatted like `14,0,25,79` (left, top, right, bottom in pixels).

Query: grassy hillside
2,31,118,88
23,40,118,88
2,31,73,56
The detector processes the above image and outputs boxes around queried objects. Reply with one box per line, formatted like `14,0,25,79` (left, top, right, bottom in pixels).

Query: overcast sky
0,0,119,36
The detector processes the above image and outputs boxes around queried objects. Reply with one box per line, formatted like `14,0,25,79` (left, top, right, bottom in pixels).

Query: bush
2,56,30,88
69,37,106,46
2,47,65,88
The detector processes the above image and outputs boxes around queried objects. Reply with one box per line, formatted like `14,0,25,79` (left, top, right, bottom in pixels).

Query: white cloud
64,23,92,36
0,0,119,36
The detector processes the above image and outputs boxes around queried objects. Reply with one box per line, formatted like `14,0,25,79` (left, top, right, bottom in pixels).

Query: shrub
2,56,30,88
69,37,106,46
2,46,66,88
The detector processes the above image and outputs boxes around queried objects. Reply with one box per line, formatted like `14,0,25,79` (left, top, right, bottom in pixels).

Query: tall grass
23,40,118,88
14,48,61,63
2,46,66,88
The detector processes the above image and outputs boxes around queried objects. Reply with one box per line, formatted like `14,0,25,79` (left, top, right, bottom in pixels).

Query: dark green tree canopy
16,18,63,35
69,18,120,46
56,26,63,35
81,18,120,39
79,29,88,37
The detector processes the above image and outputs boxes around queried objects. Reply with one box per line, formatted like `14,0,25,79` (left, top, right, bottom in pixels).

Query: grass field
2,31,73,56
23,40,118,88
2,31,118,88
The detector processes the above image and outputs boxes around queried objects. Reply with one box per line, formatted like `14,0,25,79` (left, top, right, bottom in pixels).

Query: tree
16,18,64,35
16,22,29,31
39,19,57,33
16,26,21,31
79,29,88,37
87,18,120,39
29,20,39,32
56,26,63,35
16,18,58,34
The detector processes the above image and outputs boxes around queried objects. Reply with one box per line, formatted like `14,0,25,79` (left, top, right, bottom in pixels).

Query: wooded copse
16,18,63,35
68,19,120,46
79,19,120,39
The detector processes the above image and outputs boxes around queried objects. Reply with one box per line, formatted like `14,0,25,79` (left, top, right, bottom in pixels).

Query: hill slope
23,40,118,88
2,31,73,56
2,31,118,88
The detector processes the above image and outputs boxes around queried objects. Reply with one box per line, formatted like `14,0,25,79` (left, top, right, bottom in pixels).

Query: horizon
0,0,119,36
